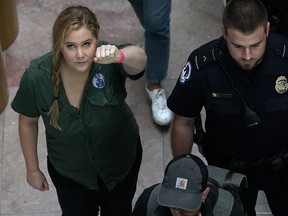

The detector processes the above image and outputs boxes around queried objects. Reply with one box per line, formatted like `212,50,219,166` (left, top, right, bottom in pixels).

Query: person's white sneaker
145,86,172,126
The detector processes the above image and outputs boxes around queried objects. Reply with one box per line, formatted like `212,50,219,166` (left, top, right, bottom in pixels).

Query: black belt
229,149,288,172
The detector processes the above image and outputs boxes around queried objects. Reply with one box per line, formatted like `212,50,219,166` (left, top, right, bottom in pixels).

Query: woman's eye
67,44,75,49
83,42,91,47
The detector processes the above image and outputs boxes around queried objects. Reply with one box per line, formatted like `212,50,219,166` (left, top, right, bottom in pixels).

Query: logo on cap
175,177,188,190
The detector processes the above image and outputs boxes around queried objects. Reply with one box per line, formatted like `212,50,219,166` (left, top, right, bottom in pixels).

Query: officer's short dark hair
223,0,268,34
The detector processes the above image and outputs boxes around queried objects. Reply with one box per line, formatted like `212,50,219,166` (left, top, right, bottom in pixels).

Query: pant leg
128,0,144,24
99,139,143,216
263,189,287,216
240,188,258,216
261,168,288,216
47,160,99,216
128,0,171,83
245,164,288,216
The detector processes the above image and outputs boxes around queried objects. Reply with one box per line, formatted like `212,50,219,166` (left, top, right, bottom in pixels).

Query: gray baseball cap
158,154,208,211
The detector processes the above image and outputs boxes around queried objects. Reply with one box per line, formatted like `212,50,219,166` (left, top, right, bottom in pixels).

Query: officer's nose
242,48,252,60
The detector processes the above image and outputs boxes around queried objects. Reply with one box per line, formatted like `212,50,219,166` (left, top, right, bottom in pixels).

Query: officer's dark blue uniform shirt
168,33,288,159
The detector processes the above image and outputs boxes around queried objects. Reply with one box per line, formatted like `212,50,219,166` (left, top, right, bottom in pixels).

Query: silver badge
275,76,288,94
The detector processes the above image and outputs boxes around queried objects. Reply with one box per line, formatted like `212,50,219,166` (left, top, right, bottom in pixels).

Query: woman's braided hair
49,5,100,129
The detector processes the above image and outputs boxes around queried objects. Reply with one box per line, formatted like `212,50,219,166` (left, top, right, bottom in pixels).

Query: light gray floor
0,0,272,215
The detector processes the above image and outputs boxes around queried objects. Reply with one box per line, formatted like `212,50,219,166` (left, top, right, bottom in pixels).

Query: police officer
167,0,288,215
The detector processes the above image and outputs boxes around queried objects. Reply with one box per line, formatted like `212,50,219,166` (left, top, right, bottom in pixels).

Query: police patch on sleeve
179,62,192,84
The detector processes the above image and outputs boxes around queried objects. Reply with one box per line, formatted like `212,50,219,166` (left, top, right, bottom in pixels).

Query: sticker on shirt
179,62,192,84
275,76,288,94
93,73,105,89
175,177,188,190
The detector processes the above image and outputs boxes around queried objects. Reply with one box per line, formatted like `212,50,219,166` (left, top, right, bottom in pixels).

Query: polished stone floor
0,0,272,215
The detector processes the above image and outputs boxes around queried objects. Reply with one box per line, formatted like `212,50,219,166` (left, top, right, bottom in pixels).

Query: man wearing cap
132,154,245,216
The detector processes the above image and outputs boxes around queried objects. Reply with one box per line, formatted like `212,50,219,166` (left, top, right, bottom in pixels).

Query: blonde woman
11,5,146,216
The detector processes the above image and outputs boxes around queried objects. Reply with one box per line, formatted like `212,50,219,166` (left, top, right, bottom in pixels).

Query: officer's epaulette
270,33,288,60
190,39,219,71
273,44,288,60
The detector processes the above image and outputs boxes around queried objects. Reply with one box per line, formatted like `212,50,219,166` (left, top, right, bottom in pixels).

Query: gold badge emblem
275,76,288,94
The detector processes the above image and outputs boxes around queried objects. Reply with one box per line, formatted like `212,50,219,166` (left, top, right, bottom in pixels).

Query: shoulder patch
179,62,192,84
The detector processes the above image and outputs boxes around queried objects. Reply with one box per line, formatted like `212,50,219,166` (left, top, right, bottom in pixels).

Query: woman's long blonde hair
49,5,100,129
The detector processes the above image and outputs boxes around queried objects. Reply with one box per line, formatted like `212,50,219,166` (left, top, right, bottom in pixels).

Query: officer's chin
236,61,258,71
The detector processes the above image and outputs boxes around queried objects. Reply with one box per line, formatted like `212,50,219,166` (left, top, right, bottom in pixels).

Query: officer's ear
221,25,227,39
266,22,270,37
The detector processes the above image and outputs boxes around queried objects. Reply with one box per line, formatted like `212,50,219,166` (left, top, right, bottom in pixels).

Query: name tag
211,93,232,98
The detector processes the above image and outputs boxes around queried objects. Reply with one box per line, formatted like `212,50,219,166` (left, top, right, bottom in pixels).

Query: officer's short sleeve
11,69,40,117
167,59,204,118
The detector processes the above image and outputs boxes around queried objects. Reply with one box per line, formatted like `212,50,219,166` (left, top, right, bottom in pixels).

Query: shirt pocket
88,89,125,107
265,96,288,113
206,92,240,114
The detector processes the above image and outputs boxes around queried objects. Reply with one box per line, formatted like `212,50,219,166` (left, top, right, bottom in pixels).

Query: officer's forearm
171,114,195,157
